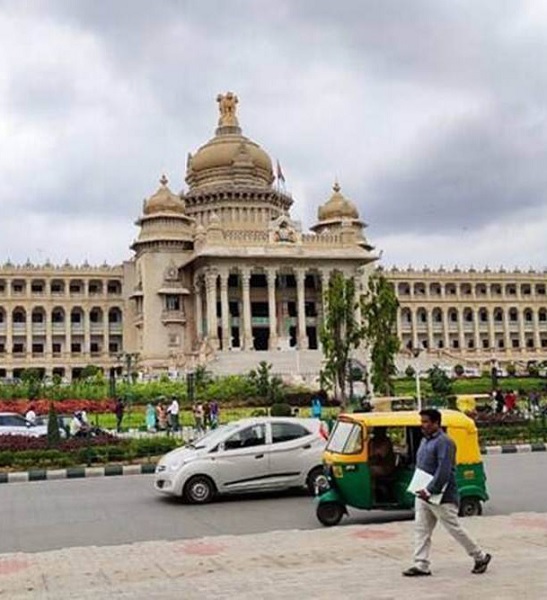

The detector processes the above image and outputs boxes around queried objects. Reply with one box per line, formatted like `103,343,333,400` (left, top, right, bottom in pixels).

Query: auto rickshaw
315,410,488,526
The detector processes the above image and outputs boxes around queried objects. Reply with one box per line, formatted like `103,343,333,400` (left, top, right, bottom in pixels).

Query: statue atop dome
216,92,239,127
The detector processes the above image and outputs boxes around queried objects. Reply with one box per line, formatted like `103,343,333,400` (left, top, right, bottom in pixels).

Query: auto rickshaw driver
369,427,396,502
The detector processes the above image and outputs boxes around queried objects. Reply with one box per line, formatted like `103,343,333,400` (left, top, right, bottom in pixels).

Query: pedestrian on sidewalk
167,397,180,432
114,397,125,433
403,408,492,577
145,403,156,432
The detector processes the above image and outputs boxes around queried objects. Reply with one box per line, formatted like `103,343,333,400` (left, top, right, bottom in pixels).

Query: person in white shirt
167,398,180,432
25,406,37,425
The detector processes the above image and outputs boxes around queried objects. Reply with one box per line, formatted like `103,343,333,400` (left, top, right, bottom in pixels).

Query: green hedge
0,436,182,470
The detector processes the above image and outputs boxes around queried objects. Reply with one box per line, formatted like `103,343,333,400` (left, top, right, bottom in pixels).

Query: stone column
487,309,495,350
6,309,12,357
473,309,481,351
241,267,253,351
267,268,278,350
396,307,402,341
442,309,449,350
220,271,231,351
411,308,418,350
427,309,434,351
296,268,308,349
518,309,526,351
26,305,32,358
503,307,511,351
46,310,52,360
533,308,541,350
103,306,109,358
205,270,219,349
457,309,465,351
66,308,72,360
194,280,203,341
83,310,90,358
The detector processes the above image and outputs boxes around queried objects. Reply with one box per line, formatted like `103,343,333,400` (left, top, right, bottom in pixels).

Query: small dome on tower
317,182,359,222
143,175,185,215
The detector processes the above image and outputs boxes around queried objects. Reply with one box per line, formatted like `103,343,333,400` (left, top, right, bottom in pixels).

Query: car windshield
326,420,363,454
188,424,239,449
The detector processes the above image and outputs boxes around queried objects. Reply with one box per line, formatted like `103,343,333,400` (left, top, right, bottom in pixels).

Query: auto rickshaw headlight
314,474,330,495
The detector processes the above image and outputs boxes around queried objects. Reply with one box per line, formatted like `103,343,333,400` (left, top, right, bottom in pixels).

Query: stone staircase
207,349,324,382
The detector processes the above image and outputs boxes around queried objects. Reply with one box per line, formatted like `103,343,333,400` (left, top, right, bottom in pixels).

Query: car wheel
458,496,482,517
316,501,345,527
183,475,216,504
306,466,326,495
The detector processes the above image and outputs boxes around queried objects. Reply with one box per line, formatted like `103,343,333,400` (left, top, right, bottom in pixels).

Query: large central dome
185,92,274,191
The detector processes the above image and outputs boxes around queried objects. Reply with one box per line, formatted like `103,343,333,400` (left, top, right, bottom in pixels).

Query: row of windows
397,282,547,297
403,335,547,351
0,279,122,296
0,341,121,354
401,307,547,324
0,307,123,324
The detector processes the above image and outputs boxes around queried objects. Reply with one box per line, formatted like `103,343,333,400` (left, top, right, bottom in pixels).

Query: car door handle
303,444,311,450
254,454,264,459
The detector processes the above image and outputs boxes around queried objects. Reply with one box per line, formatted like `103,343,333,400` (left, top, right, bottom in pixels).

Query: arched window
398,282,410,296
417,308,427,323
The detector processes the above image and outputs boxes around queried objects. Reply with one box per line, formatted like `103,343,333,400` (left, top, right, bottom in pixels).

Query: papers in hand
407,468,445,505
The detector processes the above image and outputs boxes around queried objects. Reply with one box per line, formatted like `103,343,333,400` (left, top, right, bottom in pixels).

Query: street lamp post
412,347,423,411
115,351,140,429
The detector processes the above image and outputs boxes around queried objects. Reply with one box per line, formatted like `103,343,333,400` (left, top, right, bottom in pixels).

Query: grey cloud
1,0,547,268
366,106,547,235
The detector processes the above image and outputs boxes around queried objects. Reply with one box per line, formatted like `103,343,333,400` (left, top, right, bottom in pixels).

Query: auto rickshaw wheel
316,501,345,527
458,496,482,517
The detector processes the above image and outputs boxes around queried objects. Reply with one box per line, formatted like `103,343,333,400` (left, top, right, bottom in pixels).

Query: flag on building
276,159,286,183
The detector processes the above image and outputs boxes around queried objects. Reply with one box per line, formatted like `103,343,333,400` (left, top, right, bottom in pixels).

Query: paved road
1,453,545,554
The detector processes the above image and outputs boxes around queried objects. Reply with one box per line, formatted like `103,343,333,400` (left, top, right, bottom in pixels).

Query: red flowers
0,399,115,415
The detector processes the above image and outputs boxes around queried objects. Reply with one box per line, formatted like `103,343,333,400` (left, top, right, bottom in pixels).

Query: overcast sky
1,0,547,270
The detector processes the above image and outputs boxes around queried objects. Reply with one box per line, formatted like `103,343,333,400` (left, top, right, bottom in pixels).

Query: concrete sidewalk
1,512,546,599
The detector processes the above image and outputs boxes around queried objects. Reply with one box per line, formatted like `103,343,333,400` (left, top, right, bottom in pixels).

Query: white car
155,417,328,503
0,412,48,437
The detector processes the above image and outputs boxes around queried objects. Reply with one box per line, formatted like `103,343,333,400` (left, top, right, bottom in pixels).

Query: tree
47,403,61,447
428,365,452,400
320,271,364,407
20,368,43,401
248,361,283,403
506,363,517,377
80,365,101,380
361,271,400,396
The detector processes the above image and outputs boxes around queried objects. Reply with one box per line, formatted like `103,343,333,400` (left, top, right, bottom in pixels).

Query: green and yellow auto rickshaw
315,410,488,526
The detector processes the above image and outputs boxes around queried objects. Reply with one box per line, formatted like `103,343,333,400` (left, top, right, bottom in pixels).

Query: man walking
403,408,491,577
114,397,124,433
167,397,180,432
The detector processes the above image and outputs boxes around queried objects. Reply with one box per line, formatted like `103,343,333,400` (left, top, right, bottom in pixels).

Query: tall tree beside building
320,271,364,407
361,271,400,396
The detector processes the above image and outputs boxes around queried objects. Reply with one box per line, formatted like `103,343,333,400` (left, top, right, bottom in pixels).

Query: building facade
0,93,546,380
390,266,547,370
